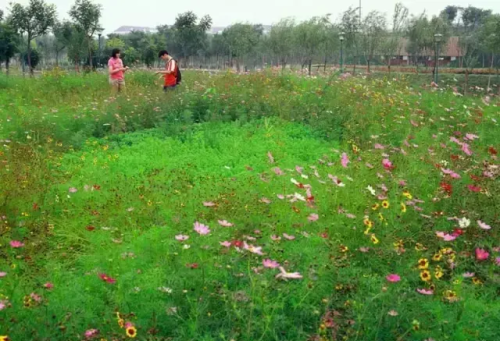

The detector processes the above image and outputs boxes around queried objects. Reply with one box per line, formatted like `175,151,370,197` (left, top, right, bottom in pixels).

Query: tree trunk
464,69,469,96
367,59,371,73
308,59,312,76
6,59,10,75
487,54,494,93
27,36,33,76
88,37,93,69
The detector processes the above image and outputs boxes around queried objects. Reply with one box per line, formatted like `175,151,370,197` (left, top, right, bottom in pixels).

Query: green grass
0,70,499,341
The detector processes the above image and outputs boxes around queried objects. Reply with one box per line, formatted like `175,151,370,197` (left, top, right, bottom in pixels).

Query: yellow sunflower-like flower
434,266,444,280
372,203,380,210
117,318,125,329
418,258,429,270
444,290,458,302
472,277,483,285
402,190,413,199
382,200,390,209
0,336,11,341
126,326,137,338
363,218,373,228
420,270,432,282
370,234,380,245
432,253,443,262
400,203,407,213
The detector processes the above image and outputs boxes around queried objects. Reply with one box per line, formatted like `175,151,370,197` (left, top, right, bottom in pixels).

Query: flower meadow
0,70,499,341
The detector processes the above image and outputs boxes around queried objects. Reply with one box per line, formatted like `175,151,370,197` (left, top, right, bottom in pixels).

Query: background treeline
1,0,500,74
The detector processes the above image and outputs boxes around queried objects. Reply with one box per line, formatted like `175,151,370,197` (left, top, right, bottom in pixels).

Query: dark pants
163,85,177,92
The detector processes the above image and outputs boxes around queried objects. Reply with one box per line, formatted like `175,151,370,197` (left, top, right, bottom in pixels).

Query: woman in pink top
108,48,129,92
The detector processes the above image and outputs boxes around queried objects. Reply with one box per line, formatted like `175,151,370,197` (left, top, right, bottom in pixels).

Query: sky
4,0,500,34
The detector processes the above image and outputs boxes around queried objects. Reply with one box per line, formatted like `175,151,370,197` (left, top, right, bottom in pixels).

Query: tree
440,6,460,24
171,11,212,66
268,18,295,69
480,14,500,91
66,27,87,70
53,21,74,65
341,7,361,72
8,0,57,74
383,3,409,73
23,48,41,69
69,0,102,68
223,23,263,71
294,16,329,75
361,11,387,72
0,19,20,72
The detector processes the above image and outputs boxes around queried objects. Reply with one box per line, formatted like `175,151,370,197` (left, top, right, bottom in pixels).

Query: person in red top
108,48,129,93
156,50,177,92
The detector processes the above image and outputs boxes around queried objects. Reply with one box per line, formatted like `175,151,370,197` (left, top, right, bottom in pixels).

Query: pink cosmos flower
43,282,54,290
274,167,284,176
283,233,295,240
277,194,285,200
0,272,7,277
30,293,42,302
295,166,304,174
203,202,216,207
263,259,280,269
267,151,275,163
218,220,234,227
382,159,393,170
275,267,303,280
442,168,461,179
374,143,385,150
175,234,189,241
476,248,490,261
220,241,231,248
341,153,349,168
386,274,401,283
465,133,479,141
270,235,281,241
243,242,264,255
477,220,491,230
84,329,100,339
308,213,319,222
417,288,434,295
436,232,457,241
450,137,461,144
68,187,78,193
462,272,475,278
260,197,271,204
461,143,473,156
98,273,116,284
468,185,481,192
0,300,6,311
496,257,500,266
346,213,356,219
10,240,24,248
194,222,210,235
359,247,370,253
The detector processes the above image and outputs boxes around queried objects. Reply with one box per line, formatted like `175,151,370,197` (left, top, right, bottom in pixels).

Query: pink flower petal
308,213,319,222
477,220,491,230
341,153,350,168
10,240,24,248
417,288,434,295
386,274,401,283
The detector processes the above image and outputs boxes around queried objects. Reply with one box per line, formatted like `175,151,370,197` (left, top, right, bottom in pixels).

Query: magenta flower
84,329,100,339
341,153,350,168
43,282,54,290
175,234,189,242
10,240,24,248
263,259,280,269
477,220,492,230
461,143,473,156
436,232,457,241
194,222,210,235
417,288,434,295
218,220,233,227
382,159,393,170
98,273,116,284
495,257,500,266
475,248,490,261
308,213,319,222
441,168,461,179
386,274,401,283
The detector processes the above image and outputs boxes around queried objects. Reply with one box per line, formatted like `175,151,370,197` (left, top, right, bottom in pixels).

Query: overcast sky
5,0,500,33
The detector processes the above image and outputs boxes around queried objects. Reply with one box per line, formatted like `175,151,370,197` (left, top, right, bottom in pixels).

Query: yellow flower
440,247,453,255
118,318,125,328
420,270,432,282
400,203,407,213
403,190,413,199
370,234,380,245
432,253,443,262
364,227,372,235
415,243,425,251
0,335,11,341
472,277,483,285
372,203,380,210
378,213,385,221
339,245,349,253
444,290,458,302
418,258,429,270
434,266,444,280
363,218,373,228
381,200,390,209
126,326,137,338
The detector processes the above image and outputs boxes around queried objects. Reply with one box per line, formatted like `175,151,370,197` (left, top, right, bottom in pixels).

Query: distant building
390,37,462,66
113,26,158,35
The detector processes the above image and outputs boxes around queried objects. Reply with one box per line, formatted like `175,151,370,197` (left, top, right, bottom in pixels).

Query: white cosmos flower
458,217,470,228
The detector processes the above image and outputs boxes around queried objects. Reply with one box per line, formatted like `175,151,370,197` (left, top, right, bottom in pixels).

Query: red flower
86,225,96,231
488,146,497,155
186,263,199,269
440,182,453,195
450,154,459,161
453,228,464,236
98,273,116,284
469,174,481,182
232,240,243,248
93,185,101,191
